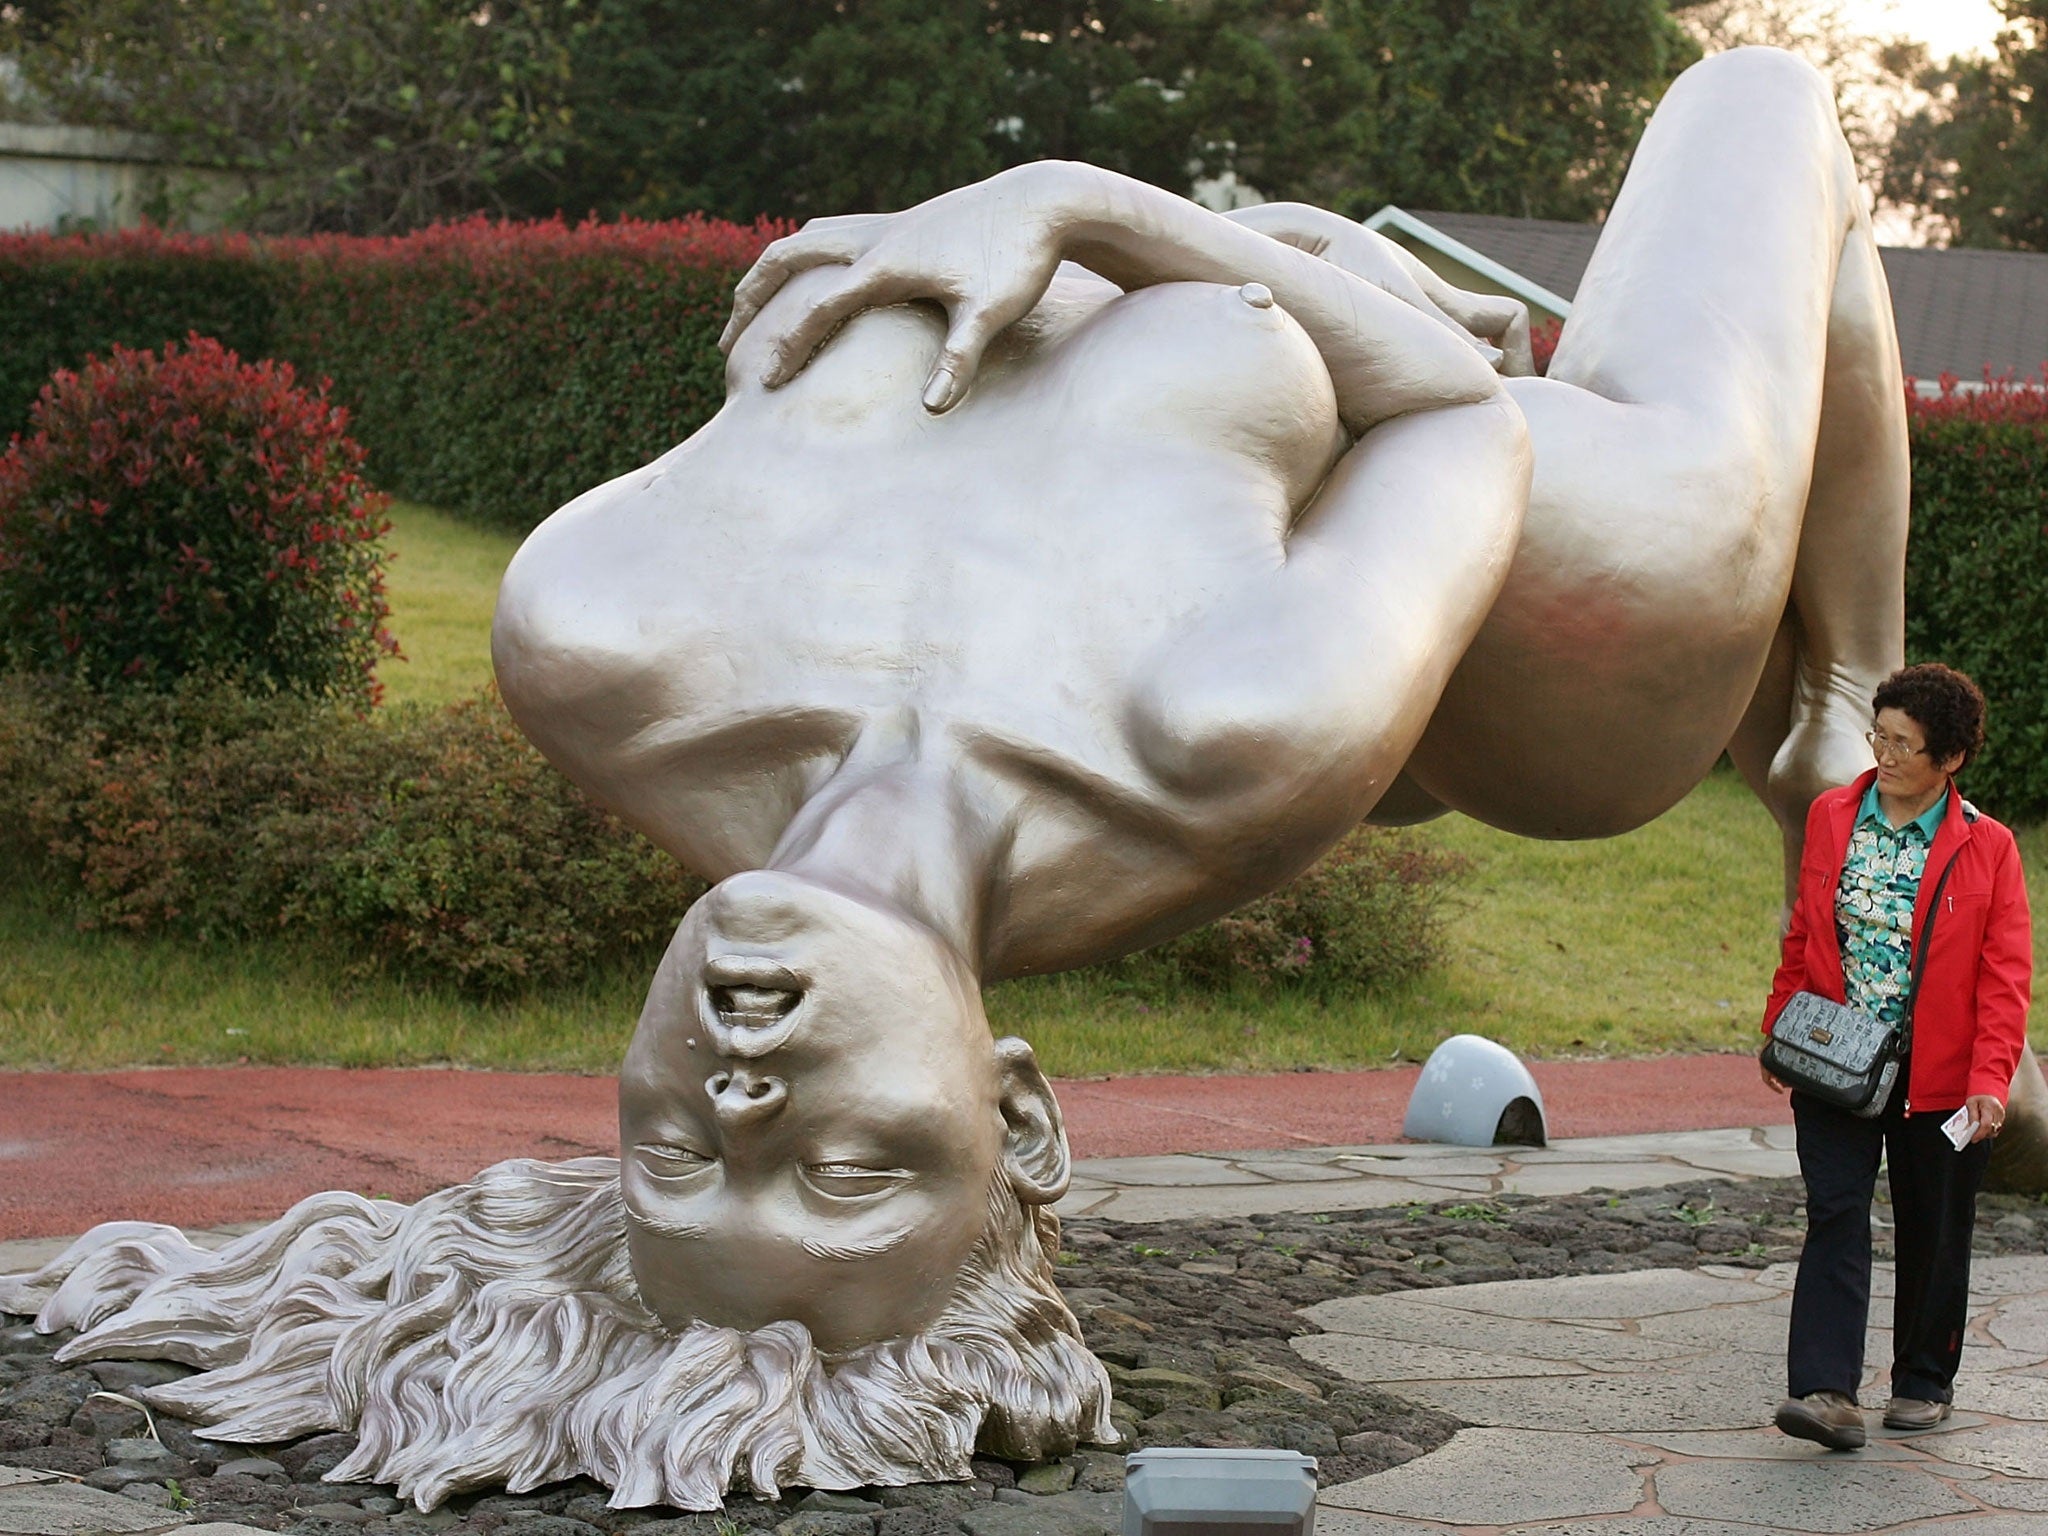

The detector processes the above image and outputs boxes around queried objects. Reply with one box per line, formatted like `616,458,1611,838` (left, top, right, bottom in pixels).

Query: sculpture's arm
719,161,1504,434
1224,203,1536,377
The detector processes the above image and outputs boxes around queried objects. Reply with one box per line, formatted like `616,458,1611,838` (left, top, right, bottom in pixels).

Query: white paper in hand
1941,1106,1976,1151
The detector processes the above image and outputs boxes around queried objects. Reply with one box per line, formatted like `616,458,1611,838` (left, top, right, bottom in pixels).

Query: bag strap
1898,847,1962,1058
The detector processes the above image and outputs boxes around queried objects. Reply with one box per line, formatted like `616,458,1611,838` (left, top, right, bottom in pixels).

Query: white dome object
1402,1033,1547,1147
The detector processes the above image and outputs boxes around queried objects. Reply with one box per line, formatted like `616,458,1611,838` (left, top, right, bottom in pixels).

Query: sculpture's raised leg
1723,185,1909,910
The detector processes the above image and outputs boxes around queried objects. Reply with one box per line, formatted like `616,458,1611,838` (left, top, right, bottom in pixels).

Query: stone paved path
1053,1125,1802,1223
1301,1257,2048,1535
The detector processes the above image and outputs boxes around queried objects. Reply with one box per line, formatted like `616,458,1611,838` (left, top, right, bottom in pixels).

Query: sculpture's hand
722,162,1504,432
717,211,893,354
1228,204,1536,376
719,172,1072,414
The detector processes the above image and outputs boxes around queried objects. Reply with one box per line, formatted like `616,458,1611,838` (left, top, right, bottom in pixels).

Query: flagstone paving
1301,1255,2048,1534
1052,1125,1801,1222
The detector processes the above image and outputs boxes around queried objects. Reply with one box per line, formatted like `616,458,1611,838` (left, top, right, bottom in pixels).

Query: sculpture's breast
494,278,1344,870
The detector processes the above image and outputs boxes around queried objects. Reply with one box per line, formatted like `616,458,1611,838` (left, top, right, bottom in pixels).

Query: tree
527,0,1695,224
4,0,584,234
518,0,1009,225
1675,0,1932,237
10,0,1698,231
1346,0,1698,221
1885,1,2048,251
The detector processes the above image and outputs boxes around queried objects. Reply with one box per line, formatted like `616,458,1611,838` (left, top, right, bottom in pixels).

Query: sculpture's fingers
923,292,1034,414
1495,305,1537,378
720,226,870,355
758,267,892,389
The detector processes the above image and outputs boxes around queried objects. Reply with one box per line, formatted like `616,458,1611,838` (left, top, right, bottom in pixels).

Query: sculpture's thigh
1404,48,1903,842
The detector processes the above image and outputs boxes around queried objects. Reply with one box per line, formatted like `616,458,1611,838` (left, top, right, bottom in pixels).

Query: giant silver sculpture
5,46,2031,1510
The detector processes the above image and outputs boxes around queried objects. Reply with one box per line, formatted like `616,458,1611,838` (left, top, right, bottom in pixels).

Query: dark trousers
1788,1088,1992,1402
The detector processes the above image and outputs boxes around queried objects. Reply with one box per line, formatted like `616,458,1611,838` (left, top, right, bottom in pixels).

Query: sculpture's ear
995,1036,1071,1205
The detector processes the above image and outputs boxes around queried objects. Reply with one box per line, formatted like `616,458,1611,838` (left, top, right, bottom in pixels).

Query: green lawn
374,502,518,707
3,504,2040,1075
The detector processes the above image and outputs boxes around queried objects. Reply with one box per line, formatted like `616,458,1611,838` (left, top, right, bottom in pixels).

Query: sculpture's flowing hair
0,1158,1112,1511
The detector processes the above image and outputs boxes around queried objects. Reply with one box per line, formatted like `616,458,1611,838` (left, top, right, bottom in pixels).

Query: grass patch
374,501,519,707
0,882,645,1073
7,500,2041,1075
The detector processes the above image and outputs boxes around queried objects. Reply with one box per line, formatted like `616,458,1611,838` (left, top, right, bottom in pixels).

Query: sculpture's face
619,871,1058,1350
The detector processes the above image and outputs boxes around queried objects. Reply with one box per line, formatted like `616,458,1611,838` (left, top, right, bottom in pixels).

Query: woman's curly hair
1872,663,1987,769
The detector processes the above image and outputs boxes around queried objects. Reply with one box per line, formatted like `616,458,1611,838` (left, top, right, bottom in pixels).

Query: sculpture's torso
497,277,1373,972
499,270,1817,970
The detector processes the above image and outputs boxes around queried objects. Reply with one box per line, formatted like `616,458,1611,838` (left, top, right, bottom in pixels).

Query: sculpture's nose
706,1067,788,1127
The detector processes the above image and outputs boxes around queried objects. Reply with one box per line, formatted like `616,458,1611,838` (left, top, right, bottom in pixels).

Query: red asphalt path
0,1055,1788,1241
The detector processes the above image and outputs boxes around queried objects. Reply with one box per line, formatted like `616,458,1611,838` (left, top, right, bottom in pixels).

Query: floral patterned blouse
1835,783,1948,1026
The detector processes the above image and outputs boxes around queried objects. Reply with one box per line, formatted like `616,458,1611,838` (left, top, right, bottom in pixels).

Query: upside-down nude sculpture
5,46,2041,1510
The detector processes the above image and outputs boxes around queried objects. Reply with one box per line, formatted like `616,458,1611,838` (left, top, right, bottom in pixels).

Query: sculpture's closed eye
803,1162,911,1199
633,1143,714,1183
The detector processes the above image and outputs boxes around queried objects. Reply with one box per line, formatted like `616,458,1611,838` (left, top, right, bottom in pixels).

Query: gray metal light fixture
1123,1448,1318,1535
1402,1033,1547,1147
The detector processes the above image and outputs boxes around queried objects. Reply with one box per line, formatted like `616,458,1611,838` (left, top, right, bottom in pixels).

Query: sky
1857,0,2004,61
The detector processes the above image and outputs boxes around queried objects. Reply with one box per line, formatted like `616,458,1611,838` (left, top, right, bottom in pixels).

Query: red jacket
1762,769,2033,1111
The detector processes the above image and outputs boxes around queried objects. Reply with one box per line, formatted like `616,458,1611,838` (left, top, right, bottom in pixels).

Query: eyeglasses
1866,729,1926,762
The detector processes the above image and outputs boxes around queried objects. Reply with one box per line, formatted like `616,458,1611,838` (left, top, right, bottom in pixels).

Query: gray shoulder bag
1760,851,1958,1118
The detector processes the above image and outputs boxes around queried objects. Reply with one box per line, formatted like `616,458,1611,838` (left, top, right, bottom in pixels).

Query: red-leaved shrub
0,334,396,702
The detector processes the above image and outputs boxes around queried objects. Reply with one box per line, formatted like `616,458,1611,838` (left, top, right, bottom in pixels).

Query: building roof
1410,210,1602,311
1398,207,2048,383
1878,246,2048,383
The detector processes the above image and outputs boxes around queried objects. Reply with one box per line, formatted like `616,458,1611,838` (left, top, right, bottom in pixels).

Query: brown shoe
1775,1391,1867,1450
1883,1396,1952,1431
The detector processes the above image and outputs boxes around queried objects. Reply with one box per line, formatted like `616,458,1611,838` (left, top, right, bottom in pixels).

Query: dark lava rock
797,1492,882,1514
875,1512,953,1536
188,1471,299,1508
85,1358,197,1392
559,1493,657,1532
0,1366,99,1428
872,1484,985,1515
483,1520,602,1536
957,1491,1121,1536
0,1418,51,1451
632,1519,743,1536
278,1431,364,1480
3,1438,105,1476
773,1515,873,1536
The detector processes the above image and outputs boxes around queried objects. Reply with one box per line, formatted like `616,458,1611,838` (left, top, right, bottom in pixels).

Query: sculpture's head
618,869,1071,1350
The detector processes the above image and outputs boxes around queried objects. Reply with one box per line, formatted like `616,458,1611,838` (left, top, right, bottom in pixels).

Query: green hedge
0,233,275,437
0,217,779,534
1906,385,2048,823
270,218,776,531
0,676,703,993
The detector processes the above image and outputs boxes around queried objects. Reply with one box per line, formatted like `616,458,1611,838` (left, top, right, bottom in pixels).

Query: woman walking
1763,664,2032,1449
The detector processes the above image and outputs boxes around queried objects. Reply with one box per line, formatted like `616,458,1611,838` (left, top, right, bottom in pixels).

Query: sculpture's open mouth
711,982,801,1027
701,955,805,1054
